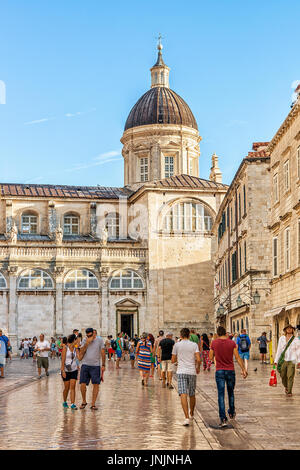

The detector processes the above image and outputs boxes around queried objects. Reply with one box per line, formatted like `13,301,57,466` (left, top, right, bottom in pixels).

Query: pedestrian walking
0,329,10,364
274,325,300,397
34,334,51,379
61,334,79,410
201,334,212,371
0,335,7,378
257,332,269,364
158,332,175,389
171,328,201,426
148,333,155,377
129,339,136,368
209,326,247,427
154,330,165,380
236,329,251,374
50,337,57,359
189,329,199,344
78,328,105,410
136,332,153,387
32,336,38,361
115,333,123,369
23,338,30,359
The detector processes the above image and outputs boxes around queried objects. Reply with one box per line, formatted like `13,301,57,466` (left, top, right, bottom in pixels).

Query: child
129,340,136,368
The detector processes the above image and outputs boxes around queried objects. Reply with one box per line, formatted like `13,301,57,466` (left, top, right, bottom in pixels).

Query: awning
286,302,300,311
264,306,286,318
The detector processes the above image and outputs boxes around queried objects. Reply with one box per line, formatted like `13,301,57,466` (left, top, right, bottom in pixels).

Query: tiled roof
147,174,228,190
246,149,270,159
252,142,269,151
0,183,132,199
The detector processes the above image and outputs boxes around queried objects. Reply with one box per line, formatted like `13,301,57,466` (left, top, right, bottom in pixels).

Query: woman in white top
61,334,79,409
274,324,300,397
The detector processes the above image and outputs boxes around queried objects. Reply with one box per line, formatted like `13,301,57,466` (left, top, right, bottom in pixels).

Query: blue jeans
215,370,236,421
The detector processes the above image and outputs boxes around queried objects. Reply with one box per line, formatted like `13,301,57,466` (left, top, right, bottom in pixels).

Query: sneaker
183,418,190,426
70,404,78,410
37,375,42,379
219,419,228,428
63,402,69,408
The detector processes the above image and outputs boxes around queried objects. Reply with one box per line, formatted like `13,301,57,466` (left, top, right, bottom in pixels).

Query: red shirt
211,338,237,371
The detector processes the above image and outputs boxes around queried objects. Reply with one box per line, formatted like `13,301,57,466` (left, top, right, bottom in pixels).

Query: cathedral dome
124,87,198,131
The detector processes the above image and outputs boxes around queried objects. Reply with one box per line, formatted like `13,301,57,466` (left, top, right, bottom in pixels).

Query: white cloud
94,150,121,160
24,117,55,125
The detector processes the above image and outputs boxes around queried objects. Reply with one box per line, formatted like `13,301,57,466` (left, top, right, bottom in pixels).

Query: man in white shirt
34,334,51,379
274,324,300,397
23,338,30,359
172,327,201,426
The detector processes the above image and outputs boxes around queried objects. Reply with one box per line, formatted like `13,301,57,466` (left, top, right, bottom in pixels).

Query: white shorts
161,360,174,373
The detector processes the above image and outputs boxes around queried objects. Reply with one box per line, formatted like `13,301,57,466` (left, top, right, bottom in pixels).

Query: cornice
268,101,300,153
279,211,292,222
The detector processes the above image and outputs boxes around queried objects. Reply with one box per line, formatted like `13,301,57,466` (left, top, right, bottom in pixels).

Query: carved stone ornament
6,224,18,244
55,225,63,245
101,226,108,246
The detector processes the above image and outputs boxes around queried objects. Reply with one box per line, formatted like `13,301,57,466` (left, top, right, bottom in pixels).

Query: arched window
163,201,213,233
110,270,144,290
105,212,120,239
63,214,79,235
18,269,53,289
0,272,7,288
64,269,99,289
21,212,38,234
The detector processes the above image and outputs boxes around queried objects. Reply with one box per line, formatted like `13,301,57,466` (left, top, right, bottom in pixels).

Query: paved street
0,358,299,450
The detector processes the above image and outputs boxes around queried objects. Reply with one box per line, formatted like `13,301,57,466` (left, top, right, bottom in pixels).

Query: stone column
119,195,128,240
8,268,18,351
5,200,13,232
54,269,64,336
100,270,109,336
48,201,57,237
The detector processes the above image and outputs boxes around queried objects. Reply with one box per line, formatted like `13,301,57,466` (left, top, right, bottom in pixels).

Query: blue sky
0,0,299,187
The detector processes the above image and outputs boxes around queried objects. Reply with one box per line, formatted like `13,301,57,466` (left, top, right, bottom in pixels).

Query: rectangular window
239,243,242,276
238,193,241,222
189,158,193,175
273,237,278,276
283,160,290,192
165,156,174,178
140,157,149,182
226,206,229,230
298,146,300,180
231,251,237,282
285,228,290,272
243,185,246,215
273,173,279,203
230,206,233,231
225,259,228,286
244,240,247,272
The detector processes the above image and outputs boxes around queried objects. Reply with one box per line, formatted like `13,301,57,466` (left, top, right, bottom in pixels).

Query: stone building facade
265,85,300,348
0,42,228,350
212,143,272,358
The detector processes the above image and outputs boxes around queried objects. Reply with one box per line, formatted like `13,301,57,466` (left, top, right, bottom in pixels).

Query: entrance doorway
121,314,134,337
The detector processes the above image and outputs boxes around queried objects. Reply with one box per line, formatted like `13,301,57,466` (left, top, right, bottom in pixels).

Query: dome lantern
150,34,170,88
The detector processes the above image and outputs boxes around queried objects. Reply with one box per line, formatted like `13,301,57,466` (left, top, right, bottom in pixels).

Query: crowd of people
0,324,300,427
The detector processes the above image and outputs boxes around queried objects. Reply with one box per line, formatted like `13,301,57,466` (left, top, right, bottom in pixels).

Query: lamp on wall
253,289,261,305
236,295,243,308
218,304,225,315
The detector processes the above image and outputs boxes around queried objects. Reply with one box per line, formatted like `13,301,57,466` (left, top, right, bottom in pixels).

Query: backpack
111,340,117,351
239,335,249,353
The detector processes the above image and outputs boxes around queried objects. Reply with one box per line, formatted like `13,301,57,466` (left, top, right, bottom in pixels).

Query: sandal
80,403,88,409
90,405,98,410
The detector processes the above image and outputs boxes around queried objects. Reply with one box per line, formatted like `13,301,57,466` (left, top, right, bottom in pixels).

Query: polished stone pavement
0,358,219,450
0,358,299,450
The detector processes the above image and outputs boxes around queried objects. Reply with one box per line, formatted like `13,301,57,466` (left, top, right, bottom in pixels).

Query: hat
283,324,295,332
85,328,94,335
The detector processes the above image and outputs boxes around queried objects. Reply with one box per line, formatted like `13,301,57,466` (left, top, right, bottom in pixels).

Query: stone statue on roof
9,223,18,244
101,226,108,246
55,225,63,245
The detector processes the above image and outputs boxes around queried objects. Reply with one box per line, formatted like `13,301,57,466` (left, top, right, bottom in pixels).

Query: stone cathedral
0,42,228,349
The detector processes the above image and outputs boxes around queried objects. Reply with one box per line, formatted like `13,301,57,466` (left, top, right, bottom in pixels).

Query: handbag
277,336,295,373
